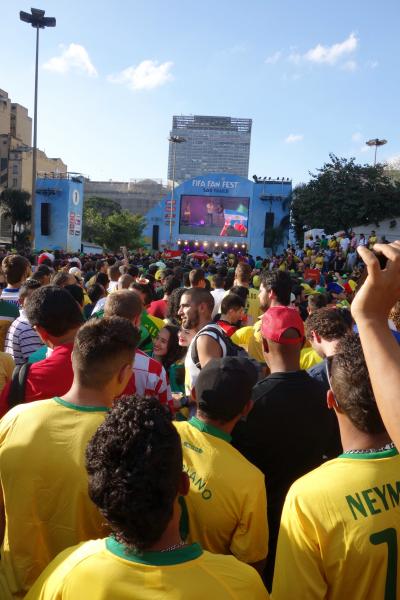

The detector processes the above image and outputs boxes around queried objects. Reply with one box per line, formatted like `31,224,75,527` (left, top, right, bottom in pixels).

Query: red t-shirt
147,299,168,319
0,343,74,418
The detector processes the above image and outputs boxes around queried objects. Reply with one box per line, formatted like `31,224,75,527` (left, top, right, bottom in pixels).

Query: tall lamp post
366,138,387,166
168,135,186,245
20,7,56,250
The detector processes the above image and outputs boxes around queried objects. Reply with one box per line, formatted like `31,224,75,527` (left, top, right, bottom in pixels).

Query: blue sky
2,0,399,185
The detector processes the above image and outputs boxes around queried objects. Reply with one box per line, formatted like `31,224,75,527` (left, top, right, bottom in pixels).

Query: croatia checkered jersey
123,349,173,411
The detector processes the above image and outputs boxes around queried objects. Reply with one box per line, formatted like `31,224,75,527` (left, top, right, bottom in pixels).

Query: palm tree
0,189,31,247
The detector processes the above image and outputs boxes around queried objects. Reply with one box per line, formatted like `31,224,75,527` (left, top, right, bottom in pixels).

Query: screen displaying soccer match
179,195,249,237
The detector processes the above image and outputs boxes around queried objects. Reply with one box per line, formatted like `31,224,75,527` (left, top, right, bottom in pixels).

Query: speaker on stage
41,203,50,236
152,225,159,250
264,212,275,248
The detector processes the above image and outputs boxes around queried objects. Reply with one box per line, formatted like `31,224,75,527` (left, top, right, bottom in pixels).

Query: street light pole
168,135,185,246
31,25,39,248
20,8,56,250
366,138,387,166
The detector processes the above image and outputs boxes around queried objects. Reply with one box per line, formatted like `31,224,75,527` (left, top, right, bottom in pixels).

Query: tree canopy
83,196,145,251
291,154,400,241
0,189,31,248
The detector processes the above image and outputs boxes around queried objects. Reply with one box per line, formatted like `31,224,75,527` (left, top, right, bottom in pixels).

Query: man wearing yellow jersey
273,333,400,600
27,397,269,600
232,270,292,364
0,317,139,599
232,262,260,325
175,357,268,572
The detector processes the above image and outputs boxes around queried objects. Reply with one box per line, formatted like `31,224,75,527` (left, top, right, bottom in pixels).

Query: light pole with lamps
168,135,186,245
366,138,387,166
19,7,56,249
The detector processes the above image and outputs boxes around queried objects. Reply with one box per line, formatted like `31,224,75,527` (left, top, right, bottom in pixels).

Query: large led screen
179,195,249,237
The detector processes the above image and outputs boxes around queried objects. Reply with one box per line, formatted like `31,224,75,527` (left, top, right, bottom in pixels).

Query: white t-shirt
211,289,226,318
185,323,227,395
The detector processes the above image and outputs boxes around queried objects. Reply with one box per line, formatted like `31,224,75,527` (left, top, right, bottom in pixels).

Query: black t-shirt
232,370,342,586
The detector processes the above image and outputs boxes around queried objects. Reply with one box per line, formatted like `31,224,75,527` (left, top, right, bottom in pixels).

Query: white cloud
288,33,358,68
43,43,97,77
108,60,174,91
352,132,362,142
386,155,400,168
360,145,370,153
366,59,379,69
285,134,304,144
265,51,282,65
341,59,357,71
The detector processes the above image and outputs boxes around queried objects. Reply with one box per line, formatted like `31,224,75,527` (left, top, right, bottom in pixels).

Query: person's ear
133,315,141,328
262,338,269,353
179,471,190,496
118,362,132,384
191,387,197,403
327,389,341,412
242,398,253,417
35,325,49,343
312,331,322,344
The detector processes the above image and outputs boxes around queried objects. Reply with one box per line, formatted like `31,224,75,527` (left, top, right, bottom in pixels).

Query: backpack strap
191,324,226,369
8,363,31,409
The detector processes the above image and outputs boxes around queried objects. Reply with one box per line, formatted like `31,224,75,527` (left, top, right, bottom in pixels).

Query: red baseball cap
261,306,304,344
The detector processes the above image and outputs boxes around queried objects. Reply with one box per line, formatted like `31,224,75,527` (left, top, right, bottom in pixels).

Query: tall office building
167,115,252,184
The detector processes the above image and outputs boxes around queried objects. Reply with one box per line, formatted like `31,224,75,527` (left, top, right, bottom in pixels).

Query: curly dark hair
305,307,350,341
166,287,186,325
86,396,182,551
331,333,386,434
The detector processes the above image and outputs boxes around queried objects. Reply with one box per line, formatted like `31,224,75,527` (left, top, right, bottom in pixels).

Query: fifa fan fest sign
143,172,292,258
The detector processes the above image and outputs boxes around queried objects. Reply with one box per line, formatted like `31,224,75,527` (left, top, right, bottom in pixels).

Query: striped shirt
1,288,20,306
5,310,43,365
122,349,173,411
0,300,19,352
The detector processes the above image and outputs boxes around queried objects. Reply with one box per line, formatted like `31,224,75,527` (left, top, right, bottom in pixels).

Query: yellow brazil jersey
246,287,261,326
26,538,269,600
272,447,400,600
299,347,323,370
175,418,268,564
232,320,265,364
0,397,109,600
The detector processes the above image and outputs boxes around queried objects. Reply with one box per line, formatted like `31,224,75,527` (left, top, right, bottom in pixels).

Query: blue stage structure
143,173,292,257
34,173,84,252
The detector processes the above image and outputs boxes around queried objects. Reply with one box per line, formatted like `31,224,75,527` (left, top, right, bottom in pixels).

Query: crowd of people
0,239,398,599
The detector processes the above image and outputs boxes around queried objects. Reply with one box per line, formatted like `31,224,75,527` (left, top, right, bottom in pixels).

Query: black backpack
190,323,248,369
8,363,31,409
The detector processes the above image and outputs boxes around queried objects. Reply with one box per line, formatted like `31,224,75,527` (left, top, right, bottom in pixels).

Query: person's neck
197,317,212,331
196,411,236,435
268,355,300,373
61,381,114,408
321,339,339,358
338,415,392,453
6,281,22,289
269,298,282,308
48,327,79,348
145,497,184,552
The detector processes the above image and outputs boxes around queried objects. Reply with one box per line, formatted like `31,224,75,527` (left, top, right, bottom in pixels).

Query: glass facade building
168,115,252,184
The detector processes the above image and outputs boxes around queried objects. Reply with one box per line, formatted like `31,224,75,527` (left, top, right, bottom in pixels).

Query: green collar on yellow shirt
188,416,232,443
106,537,203,565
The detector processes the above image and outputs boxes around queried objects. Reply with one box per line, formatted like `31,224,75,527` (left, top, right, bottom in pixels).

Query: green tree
0,189,31,247
83,201,145,251
291,154,400,242
101,211,146,252
84,196,122,218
